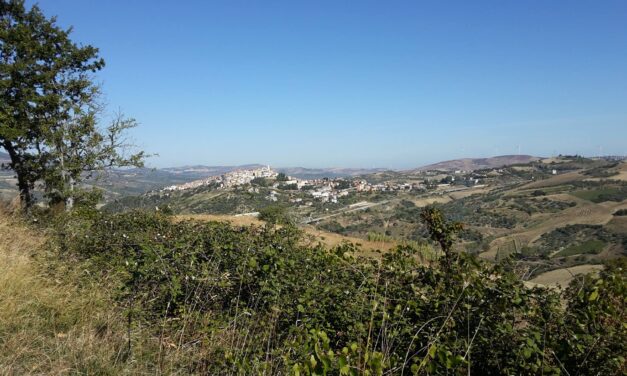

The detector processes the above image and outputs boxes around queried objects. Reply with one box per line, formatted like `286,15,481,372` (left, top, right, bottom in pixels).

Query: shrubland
3,205,621,375
1,2,625,374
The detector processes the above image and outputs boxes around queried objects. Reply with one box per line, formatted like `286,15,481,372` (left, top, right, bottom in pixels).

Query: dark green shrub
48,209,626,374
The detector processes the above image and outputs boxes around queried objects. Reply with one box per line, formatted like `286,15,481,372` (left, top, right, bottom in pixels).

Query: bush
614,208,627,216
557,259,627,375
251,177,270,187
258,204,294,225
47,209,626,374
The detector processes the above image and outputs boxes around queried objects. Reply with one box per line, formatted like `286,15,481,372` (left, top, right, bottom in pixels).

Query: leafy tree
250,177,269,187
1,0,104,207
43,111,145,210
0,0,144,210
276,172,288,181
336,179,351,190
258,204,293,226
278,183,298,190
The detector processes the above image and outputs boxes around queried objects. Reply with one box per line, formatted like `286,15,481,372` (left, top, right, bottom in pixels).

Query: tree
420,207,463,266
250,177,269,187
1,0,104,208
0,0,144,210
258,204,293,226
276,172,288,182
335,179,351,190
43,110,146,210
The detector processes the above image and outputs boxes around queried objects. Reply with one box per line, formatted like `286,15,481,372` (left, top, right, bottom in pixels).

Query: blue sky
30,0,627,168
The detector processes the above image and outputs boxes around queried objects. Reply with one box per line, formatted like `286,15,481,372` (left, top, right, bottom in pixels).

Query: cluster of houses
354,180,424,192
163,165,277,191
164,165,480,205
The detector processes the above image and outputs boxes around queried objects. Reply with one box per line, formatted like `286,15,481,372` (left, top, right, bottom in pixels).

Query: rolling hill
415,155,541,172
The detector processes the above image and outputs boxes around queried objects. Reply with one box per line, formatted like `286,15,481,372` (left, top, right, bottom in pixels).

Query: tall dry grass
0,206,131,375
0,205,222,375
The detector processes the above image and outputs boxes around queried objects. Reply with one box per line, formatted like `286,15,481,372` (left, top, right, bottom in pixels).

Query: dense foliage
51,209,626,375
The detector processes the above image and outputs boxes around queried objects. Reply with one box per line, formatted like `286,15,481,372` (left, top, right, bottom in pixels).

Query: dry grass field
605,216,627,233
448,186,493,200
529,264,604,288
516,171,585,190
480,198,625,260
175,214,397,254
175,213,263,226
0,208,219,374
409,195,452,207
0,207,131,374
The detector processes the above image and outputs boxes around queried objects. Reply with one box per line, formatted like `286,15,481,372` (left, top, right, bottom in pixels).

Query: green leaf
428,344,437,358
410,364,419,375
588,290,599,301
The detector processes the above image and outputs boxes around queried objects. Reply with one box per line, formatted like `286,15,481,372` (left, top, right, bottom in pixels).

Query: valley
102,155,626,285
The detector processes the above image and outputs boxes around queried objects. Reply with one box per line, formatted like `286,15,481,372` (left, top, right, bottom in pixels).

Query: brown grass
0,208,136,374
480,199,624,261
605,216,627,234
174,214,396,255
409,196,452,207
0,206,241,374
516,171,585,190
175,213,263,227
529,264,604,288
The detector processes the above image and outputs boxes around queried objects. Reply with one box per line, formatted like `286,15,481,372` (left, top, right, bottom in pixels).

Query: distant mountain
161,165,387,180
276,167,389,180
414,155,541,172
162,164,265,178
96,165,389,197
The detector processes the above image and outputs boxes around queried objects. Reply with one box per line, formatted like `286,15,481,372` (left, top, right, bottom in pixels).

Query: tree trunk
2,141,33,209
65,175,75,211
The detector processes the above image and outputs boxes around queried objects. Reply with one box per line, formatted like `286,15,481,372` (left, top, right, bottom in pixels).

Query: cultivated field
529,264,604,288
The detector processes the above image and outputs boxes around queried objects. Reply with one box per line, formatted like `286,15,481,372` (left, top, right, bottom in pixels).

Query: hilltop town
158,163,491,206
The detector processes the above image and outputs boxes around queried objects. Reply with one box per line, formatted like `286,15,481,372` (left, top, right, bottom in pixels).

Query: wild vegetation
1,204,623,374
1,1,626,374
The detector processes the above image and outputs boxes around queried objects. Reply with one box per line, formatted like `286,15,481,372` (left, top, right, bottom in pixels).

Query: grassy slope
0,209,207,374
528,264,604,288
0,209,405,374
0,209,131,374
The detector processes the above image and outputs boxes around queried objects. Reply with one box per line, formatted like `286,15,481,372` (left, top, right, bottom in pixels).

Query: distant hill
276,167,388,180
162,164,265,178
415,155,541,172
96,165,389,197
160,165,386,180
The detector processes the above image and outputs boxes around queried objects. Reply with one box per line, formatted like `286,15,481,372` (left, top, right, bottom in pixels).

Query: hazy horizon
30,0,627,168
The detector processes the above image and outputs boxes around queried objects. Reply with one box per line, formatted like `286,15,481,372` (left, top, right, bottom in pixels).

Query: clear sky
29,0,627,169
